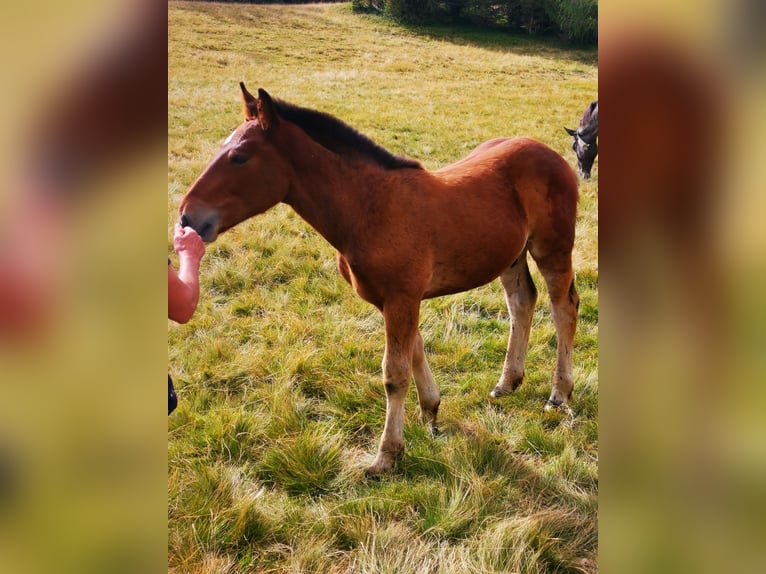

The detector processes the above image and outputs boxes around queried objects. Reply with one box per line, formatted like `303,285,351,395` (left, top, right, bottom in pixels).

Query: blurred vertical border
600,0,766,572
0,1,167,572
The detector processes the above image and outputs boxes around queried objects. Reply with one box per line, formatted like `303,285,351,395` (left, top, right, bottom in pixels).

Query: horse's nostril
199,222,213,240
180,213,191,228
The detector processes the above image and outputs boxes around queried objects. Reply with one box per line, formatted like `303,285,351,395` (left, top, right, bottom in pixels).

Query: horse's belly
421,215,527,298
423,255,516,299
423,276,499,299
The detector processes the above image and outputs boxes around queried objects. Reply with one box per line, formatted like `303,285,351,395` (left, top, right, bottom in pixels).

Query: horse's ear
240,82,258,120
256,88,279,132
564,127,577,136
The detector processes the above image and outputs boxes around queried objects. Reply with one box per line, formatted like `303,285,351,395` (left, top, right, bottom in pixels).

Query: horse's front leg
412,329,440,435
367,296,420,476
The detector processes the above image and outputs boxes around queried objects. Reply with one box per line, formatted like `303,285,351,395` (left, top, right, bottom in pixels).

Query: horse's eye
230,153,248,166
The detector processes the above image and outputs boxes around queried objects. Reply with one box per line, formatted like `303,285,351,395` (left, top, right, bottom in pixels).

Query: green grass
169,2,597,572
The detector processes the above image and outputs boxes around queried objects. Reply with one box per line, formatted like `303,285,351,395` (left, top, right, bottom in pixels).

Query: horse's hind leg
412,329,440,434
491,251,538,398
533,253,579,408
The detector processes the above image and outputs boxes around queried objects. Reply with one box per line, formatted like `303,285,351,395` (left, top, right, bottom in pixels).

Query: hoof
544,398,563,411
419,408,440,436
490,384,513,399
364,465,386,479
490,375,522,399
544,399,574,417
365,450,401,477
365,461,392,478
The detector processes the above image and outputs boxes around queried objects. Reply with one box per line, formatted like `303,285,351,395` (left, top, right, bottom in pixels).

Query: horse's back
434,137,532,175
433,137,578,219
437,137,573,178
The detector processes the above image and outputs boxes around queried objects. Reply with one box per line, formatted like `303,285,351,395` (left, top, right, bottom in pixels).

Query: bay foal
179,84,579,474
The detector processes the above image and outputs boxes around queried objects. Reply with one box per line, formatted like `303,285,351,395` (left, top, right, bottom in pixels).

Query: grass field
168,2,598,572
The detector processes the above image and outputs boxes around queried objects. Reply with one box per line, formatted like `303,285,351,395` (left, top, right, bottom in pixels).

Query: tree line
353,0,597,44
206,1,597,45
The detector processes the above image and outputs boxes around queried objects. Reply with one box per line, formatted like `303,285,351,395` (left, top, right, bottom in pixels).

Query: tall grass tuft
473,508,597,573
258,423,345,497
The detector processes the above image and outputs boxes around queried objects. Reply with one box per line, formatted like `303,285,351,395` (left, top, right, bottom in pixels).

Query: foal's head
565,100,598,179
179,83,289,242
565,129,598,180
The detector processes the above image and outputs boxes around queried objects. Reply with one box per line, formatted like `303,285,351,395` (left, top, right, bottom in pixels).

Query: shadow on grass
373,15,597,65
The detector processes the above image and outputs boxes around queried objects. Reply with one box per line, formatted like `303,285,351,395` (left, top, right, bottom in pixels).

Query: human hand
172,223,205,264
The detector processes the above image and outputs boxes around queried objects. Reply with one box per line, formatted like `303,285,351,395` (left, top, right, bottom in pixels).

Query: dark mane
273,99,422,170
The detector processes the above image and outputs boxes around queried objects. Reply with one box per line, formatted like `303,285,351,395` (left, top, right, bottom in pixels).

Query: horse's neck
282,138,390,251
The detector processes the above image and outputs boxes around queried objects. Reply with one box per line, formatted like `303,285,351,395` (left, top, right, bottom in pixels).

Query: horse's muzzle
178,210,219,242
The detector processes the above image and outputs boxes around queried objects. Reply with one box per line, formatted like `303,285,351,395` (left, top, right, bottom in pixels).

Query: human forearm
168,263,197,324
169,224,205,323
176,257,201,313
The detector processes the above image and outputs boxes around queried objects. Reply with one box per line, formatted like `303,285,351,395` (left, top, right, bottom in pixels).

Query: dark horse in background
180,83,579,475
565,100,598,179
